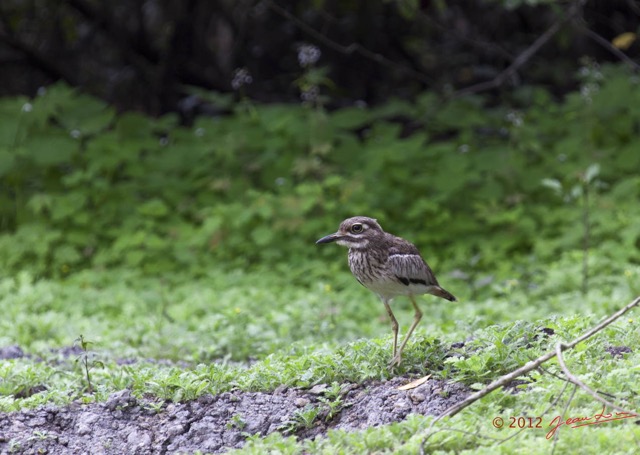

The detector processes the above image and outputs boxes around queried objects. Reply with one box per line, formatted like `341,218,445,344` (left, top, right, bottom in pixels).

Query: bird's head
316,216,384,249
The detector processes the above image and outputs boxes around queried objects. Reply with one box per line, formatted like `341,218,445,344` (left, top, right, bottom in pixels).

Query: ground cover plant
0,62,639,453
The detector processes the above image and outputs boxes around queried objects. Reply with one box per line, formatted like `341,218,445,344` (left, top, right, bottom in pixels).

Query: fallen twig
421,295,640,448
555,342,637,415
498,380,571,447
550,384,578,455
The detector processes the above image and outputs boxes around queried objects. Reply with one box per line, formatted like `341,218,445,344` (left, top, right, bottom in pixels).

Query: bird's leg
382,299,399,359
390,296,423,367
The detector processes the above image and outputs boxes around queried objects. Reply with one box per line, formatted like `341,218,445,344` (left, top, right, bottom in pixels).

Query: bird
316,216,456,368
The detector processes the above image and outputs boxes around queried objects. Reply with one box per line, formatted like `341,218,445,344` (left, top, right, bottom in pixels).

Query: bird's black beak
316,233,341,244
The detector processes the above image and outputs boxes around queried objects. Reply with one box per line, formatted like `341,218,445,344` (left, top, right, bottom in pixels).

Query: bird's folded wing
387,246,438,286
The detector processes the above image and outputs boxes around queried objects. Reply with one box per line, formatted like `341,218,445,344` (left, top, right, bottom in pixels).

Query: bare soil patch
0,376,469,454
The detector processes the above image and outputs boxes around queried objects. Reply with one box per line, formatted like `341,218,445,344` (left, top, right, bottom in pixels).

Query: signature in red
546,405,638,440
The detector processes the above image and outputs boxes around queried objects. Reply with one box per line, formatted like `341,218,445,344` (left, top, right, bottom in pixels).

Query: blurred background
2,1,640,112
0,0,639,300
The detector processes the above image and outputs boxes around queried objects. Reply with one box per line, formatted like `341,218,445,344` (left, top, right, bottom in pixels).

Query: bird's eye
351,224,363,233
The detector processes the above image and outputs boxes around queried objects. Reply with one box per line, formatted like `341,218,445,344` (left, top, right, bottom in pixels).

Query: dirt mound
0,377,469,454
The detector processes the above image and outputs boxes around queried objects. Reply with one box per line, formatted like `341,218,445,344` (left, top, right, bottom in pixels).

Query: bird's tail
432,286,457,302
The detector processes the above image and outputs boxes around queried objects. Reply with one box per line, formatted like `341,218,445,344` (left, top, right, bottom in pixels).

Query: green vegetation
1,62,639,452
2,63,639,281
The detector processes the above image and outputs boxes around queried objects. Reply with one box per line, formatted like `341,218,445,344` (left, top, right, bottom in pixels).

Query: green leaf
583,163,600,184
541,178,563,194
24,133,77,166
137,199,170,218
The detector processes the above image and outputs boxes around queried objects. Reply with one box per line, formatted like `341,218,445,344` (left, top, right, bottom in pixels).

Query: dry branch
580,26,640,72
265,0,433,85
421,295,640,447
453,1,582,97
555,343,636,415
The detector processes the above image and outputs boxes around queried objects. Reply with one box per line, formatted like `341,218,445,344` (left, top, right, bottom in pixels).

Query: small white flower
231,68,253,90
297,44,321,67
301,85,319,102
506,110,523,127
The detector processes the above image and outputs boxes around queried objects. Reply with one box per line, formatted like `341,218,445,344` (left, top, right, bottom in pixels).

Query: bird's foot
388,353,403,369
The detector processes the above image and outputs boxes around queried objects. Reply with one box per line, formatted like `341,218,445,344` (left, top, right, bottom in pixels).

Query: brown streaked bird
316,216,456,367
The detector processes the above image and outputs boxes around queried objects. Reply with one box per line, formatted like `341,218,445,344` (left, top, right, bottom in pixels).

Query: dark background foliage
0,0,639,285
1,0,639,114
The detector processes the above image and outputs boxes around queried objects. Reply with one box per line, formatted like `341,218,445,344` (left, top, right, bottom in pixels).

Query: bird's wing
387,241,439,287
